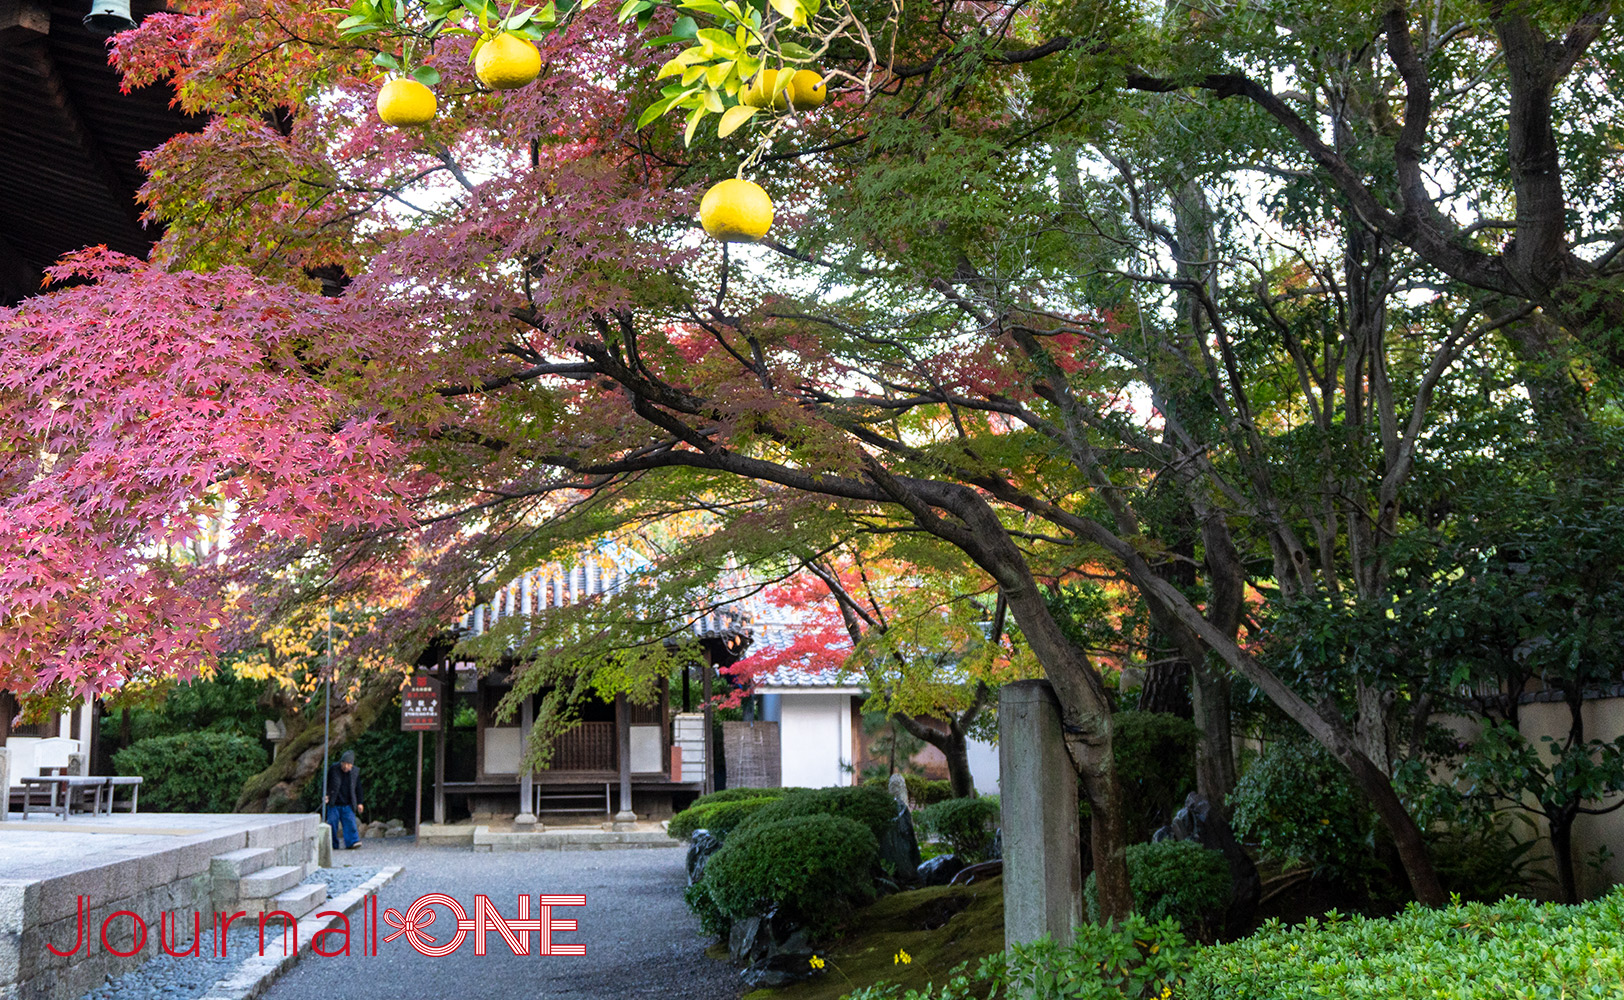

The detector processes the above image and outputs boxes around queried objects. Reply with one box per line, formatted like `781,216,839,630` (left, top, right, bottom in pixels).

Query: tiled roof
754,664,864,689
458,550,749,641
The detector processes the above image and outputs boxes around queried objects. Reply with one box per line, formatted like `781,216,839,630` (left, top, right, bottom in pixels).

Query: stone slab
237,866,305,901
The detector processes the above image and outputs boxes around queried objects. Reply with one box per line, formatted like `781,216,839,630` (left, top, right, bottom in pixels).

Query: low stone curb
194,866,402,1000
470,826,682,852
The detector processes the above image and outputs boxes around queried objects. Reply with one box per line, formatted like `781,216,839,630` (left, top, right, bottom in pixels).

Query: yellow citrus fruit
699,179,774,242
789,69,826,110
475,32,542,90
741,69,789,110
376,78,437,127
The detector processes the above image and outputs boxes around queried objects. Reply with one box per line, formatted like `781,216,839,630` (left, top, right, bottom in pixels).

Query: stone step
238,863,306,900
210,847,276,880
259,882,326,919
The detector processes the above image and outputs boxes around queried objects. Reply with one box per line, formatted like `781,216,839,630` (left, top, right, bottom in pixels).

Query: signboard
401,675,441,731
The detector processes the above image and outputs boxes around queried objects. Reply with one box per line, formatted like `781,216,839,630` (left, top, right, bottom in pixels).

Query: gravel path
260,842,741,1000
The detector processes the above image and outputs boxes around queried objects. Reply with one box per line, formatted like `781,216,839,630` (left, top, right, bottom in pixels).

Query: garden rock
362,820,389,838
918,854,966,886
686,829,723,886
1153,792,1261,932
877,801,922,884
888,771,909,807
732,911,818,988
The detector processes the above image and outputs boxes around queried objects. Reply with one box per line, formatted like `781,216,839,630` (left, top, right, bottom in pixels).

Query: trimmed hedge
688,786,796,809
734,784,901,842
1185,889,1624,999
917,796,1001,862
112,732,268,813
1085,840,1229,938
701,814,880,934
667,796,777,840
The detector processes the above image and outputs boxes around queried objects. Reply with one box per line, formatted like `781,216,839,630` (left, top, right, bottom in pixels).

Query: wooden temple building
423,559,754,825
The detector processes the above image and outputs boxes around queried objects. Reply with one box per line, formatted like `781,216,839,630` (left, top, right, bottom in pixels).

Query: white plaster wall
778,694,854,788
966,736,1000,795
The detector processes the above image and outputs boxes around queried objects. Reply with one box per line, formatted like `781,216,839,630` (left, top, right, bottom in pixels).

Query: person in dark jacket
325,750,365,850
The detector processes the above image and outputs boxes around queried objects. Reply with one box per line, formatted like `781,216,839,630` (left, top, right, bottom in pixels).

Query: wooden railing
537,721,616,771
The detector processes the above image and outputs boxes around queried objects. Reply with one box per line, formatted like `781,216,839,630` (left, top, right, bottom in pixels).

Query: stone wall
0,815,319,1000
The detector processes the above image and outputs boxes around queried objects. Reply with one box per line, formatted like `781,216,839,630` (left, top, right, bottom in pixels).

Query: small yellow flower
809,955,825,970
1151,943,1160,954
1320,817,1331,825
894,949,912,965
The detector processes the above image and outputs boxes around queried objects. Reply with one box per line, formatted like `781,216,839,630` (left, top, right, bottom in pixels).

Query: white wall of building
776,692,855,788
966,736,1000,795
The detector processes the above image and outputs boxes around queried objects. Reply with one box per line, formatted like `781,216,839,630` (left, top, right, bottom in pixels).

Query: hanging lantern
83,0,135,34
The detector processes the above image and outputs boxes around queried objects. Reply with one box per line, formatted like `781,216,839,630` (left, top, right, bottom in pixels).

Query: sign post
401,675,441,834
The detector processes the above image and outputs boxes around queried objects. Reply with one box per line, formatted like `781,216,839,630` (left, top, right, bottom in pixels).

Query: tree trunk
942,729,975,799
893,711,977,798
235,679,394,812
936,486,1133,919
1549,808,1579,904
1190,662,1235,810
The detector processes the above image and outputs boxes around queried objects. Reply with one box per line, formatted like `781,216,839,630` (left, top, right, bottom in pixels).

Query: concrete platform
0,812,321,1000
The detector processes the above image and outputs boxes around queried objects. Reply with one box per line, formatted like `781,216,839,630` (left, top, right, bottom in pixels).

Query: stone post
0,747,9,818
515,693,538,828
999,680,1082,949
612,691,637,830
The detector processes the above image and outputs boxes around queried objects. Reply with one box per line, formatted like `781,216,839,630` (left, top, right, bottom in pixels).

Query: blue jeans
327,805,359,848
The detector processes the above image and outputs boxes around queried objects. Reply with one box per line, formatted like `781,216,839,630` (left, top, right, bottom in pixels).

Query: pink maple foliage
0,250,415,697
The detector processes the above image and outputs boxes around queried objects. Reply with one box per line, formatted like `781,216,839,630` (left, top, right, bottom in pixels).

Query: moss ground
742,877,1005,1000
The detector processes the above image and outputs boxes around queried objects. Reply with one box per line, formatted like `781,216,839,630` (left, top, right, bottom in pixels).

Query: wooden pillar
516,692,537,827
433,660,448,825
613,691,636,827
701,656,715,794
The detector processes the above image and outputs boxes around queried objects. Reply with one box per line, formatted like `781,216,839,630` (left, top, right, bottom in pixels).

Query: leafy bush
113,732,268,813
687,785,795,809
844,915,1192,1000
1112,711,1199,841
681,881,729,938
1084,840,1230,938
1228,737,1373,878
917,796,1001,862
1427,824,1546,902
734,784,901,842
862,774,956,808
700,814,879,934
1184,889,1624,999
667,796,776,840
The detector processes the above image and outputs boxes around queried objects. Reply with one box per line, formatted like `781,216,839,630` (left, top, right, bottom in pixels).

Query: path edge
195,865,403,1000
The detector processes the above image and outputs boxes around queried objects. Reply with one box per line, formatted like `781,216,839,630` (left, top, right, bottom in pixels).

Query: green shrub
1112,711,1200,841
1084,840,1229,938
908,775,956,806
667,796,776,840
700,814,879,935
682,881,729,938
734,784,901,842
917,796,1000,862
1228,737,1373,878
1184,889,1624,999
844,915,1192,1000
687,785,795,809
113,732,268,813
